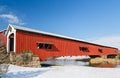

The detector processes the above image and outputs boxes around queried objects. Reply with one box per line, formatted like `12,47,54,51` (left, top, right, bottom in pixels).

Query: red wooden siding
0,30,7,46
16,30,118,61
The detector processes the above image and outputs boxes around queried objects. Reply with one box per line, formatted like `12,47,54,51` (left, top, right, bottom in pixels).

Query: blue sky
0,0,120,42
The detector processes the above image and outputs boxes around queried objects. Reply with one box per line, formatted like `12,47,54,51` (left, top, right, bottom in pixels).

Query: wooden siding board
0,32,7,46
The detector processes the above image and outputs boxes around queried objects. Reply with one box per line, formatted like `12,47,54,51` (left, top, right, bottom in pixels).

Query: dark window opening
46,44,52,49
89,55,100,58
37,42,53,49
98,49,103,53
107,55,116,58
79,46,89,52
45,44,49,48
38,43,44,48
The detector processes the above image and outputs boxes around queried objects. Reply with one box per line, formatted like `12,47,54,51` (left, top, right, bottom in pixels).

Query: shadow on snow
1,70,48,78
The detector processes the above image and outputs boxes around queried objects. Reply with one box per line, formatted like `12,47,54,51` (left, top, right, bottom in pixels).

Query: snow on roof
9,24,86,41
8,24,117,49
0,29,6,33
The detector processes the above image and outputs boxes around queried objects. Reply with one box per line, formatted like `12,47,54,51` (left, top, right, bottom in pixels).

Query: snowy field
1,64,120,78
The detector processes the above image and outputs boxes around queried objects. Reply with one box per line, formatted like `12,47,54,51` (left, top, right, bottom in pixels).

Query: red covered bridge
0,30,7,46
0,24,118,61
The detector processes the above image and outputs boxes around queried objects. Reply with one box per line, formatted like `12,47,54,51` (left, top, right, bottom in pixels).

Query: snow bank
36,65,120,78
2,65,50,78
2,64,120,78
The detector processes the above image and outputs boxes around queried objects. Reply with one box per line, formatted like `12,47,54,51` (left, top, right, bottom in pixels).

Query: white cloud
0,14,25,25
92,36,120,49
0,6,25,25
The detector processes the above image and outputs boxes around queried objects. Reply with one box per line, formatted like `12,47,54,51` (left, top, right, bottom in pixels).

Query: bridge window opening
79,46,89,52
38,43,44,48
107,54,116,58
45,44,52,49
98,48,103,53
37,42,53,49
89,55,100,58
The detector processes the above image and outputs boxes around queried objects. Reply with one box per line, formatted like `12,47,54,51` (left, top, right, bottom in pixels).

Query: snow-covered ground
1,64,120,78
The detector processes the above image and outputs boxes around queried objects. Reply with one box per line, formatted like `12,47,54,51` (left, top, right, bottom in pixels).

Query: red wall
16,30,118,60
0,31,7,46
